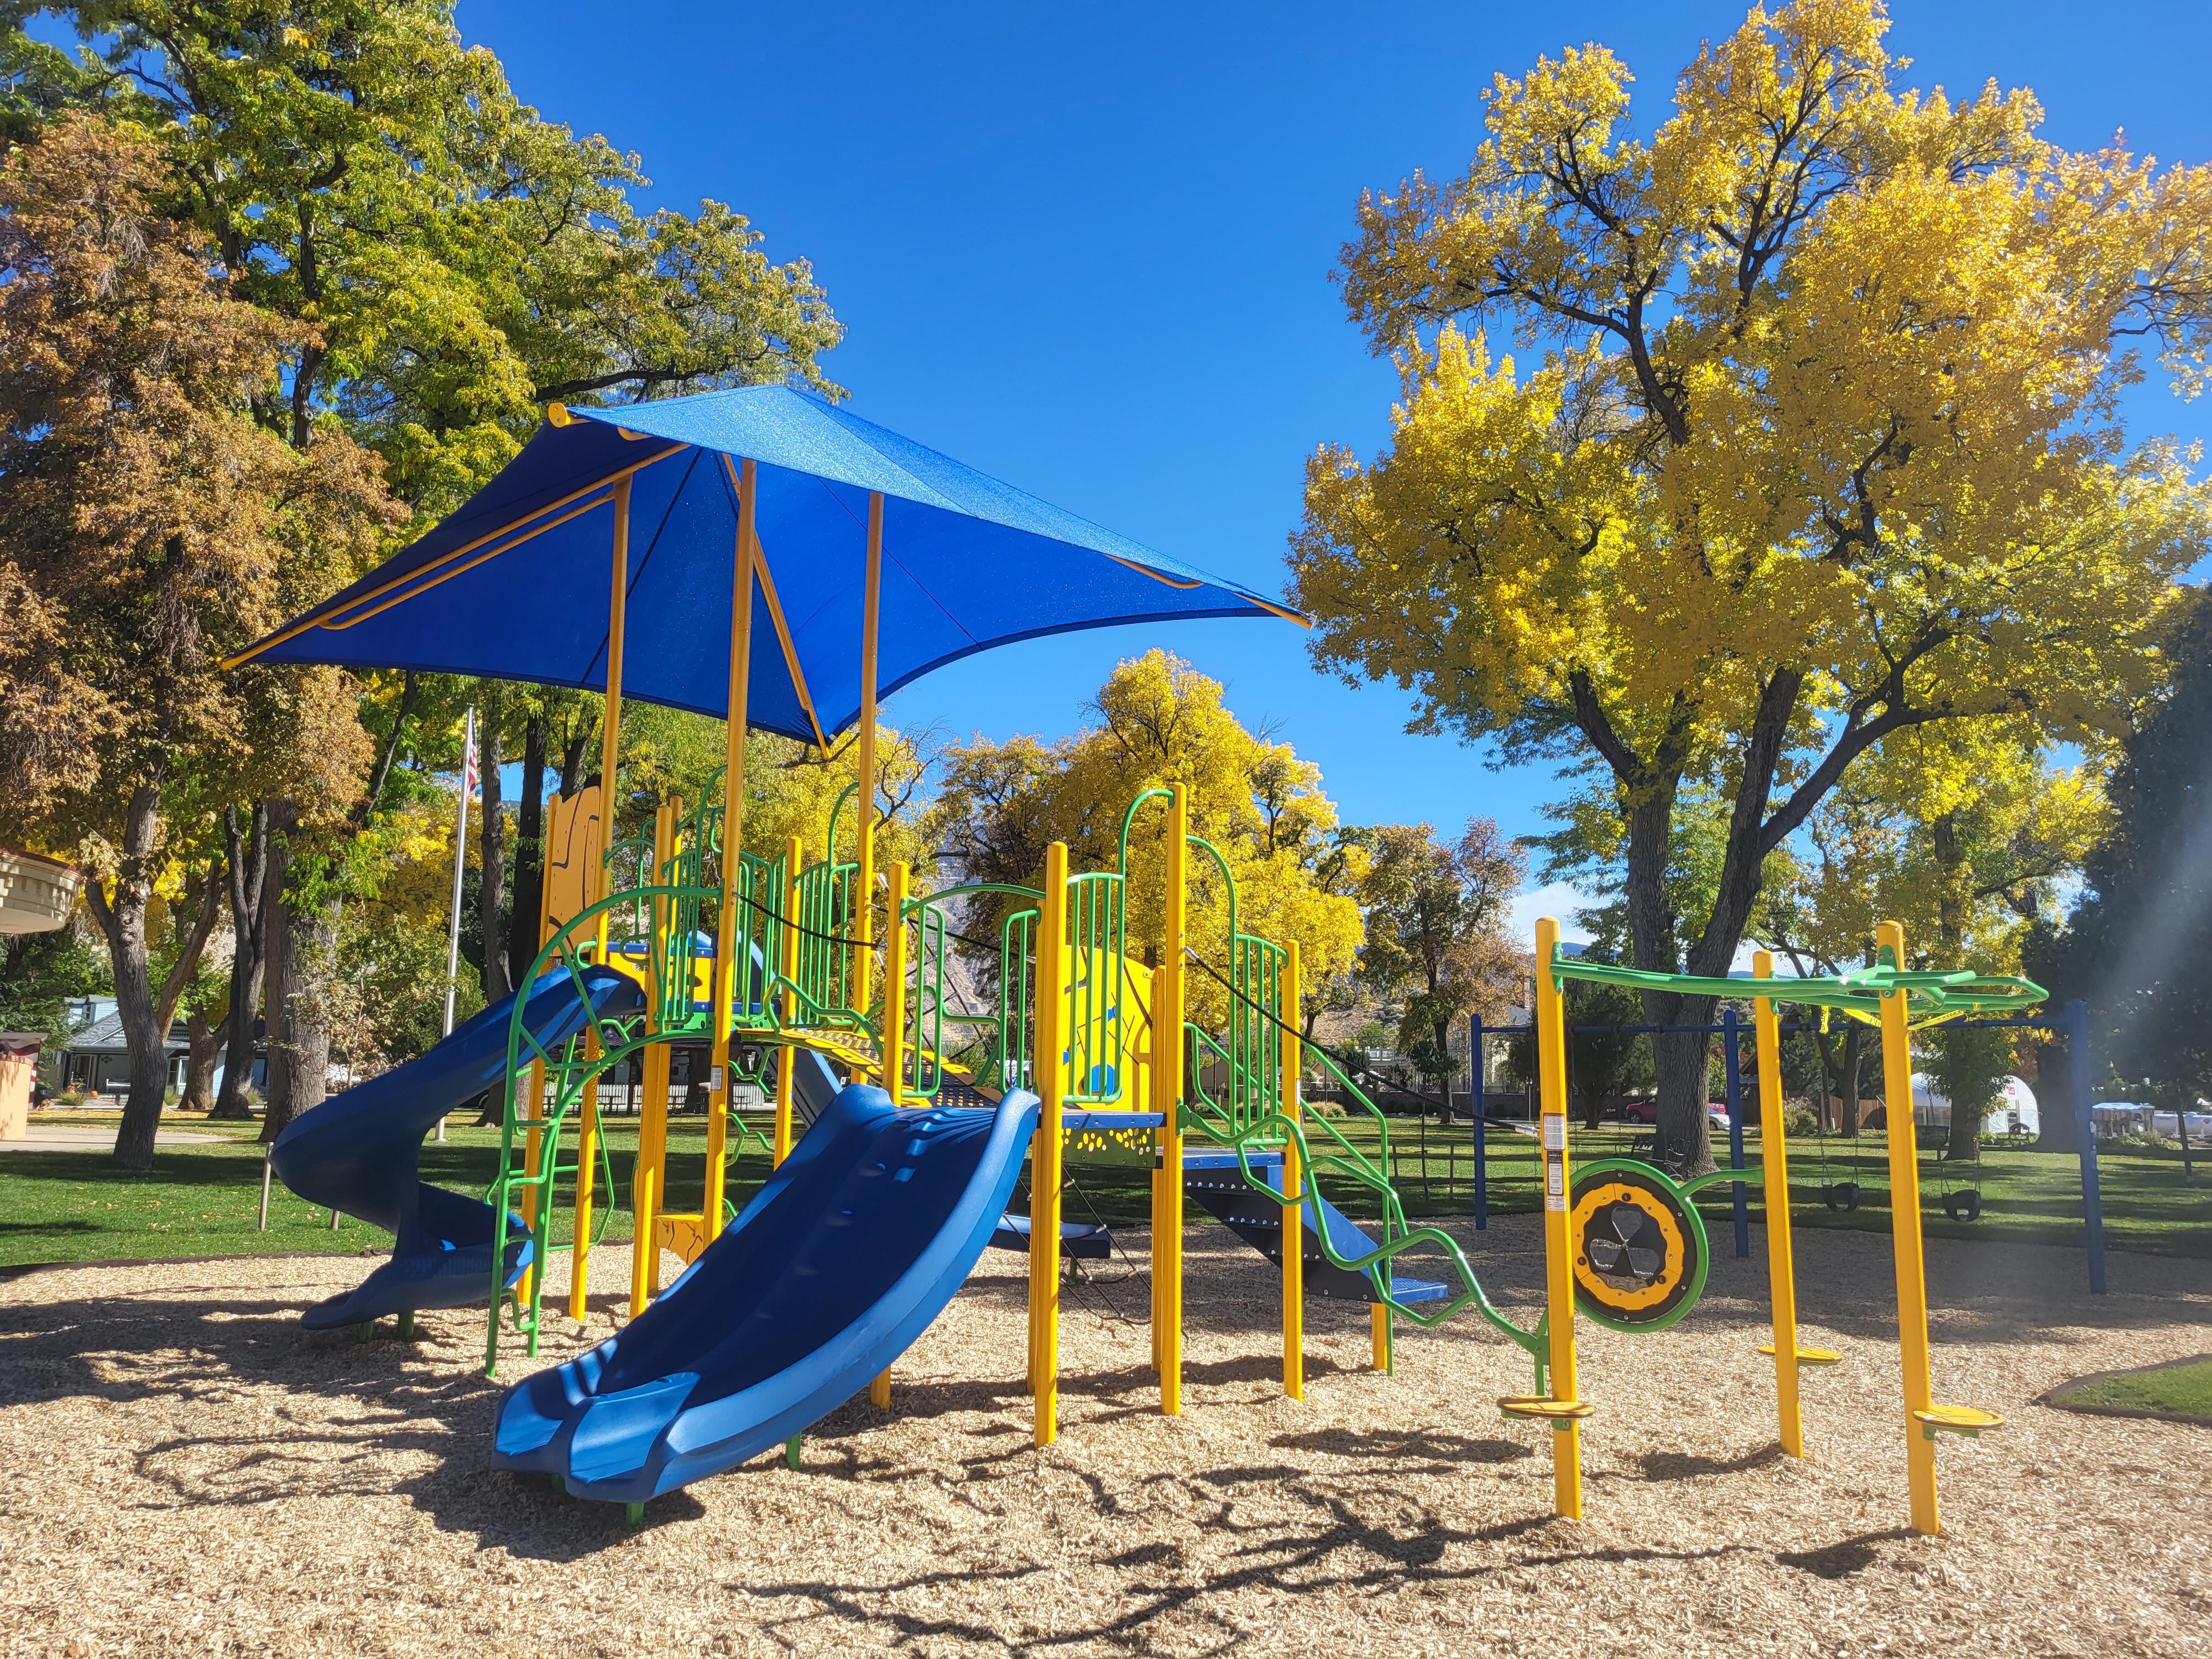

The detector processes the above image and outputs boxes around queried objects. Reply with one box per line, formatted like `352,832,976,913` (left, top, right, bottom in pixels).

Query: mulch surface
3,1217,2208,1657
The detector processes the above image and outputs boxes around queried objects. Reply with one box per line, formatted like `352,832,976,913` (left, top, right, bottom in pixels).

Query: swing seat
1914,1404,2002,1439
1941,1189,1983,1222
1758,1342,1842,1366
1823,1181,1860,1212
1498,1396,1593,1424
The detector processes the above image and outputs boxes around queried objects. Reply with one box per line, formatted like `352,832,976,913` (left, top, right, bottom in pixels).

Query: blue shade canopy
232,385,1303,743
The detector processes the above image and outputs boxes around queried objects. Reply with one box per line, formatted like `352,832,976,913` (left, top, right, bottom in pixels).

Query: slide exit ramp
494,1083,1040,1503
270,966,640,1329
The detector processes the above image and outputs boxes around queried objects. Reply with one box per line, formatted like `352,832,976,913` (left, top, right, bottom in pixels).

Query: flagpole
439,705,477,1143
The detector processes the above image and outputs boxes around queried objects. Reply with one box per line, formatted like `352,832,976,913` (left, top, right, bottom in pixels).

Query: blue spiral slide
492,1084,1041,1504
269,966,641,1329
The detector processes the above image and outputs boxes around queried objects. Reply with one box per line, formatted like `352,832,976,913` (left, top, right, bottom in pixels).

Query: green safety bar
487,879,726,1373
1183,1022,1545,1374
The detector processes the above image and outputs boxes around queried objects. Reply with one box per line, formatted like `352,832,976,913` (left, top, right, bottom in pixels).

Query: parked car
1619,1099,1733,1129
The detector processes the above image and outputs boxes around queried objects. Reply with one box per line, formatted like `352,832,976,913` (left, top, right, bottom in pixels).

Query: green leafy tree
1291,0,2212,1168
1357,820,1524,1105
2031,586,2212,1130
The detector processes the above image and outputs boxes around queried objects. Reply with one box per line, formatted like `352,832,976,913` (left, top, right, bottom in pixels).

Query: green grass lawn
2049,1355,2212,1422
0,1109,776,1269
5,1104,2205,1268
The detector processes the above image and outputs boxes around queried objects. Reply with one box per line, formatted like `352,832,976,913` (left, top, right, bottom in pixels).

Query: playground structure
237,383,2045,1541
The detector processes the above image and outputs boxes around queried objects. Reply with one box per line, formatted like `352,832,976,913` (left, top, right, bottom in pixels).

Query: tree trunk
479,698,510,1003
181,1008,223,1113
1839,1025,1866,1136
511,711,548,987
260,801,334,1142
213,801,270,1119
91,787,169,1169
1651,1007,1717,1169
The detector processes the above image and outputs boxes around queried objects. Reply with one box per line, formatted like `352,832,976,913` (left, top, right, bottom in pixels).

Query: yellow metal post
1281,941,1304,1402
1029,841,1068,1445
1534,916,1583,1520
880,860,911,1100
706,460,757,1248
773,833,802,1165
1156,787,1186,1415
628,800,677,1313
1371,1303,1390,1371
852,492,884,1009
1878,919,1943,1535
868,858,912,1412
1754,950,1808,1457
568,472,631,1317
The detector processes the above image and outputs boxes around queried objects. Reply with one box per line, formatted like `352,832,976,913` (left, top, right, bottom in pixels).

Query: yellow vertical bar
1280,942,1305,1401
773,833,802,1165
1534,916,1583,1520
1754,950,1806,1457
867,857,912,1411
880,860,910,1100
1030,841,1067,1446
1157,786,1186,1415
1371,1302,1390,1371
852,492,884,1011
568,473,630,1317
628,800,676,1313
706,461,756,1247
1878,919,1942,1536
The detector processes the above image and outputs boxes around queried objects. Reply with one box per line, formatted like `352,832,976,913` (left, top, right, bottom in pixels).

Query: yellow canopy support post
1029,841,1068,1446
1753,949,1822,1457
1281,941,1304,1402
773,832,802,1165
1155,785,1186,1415
707,460,758,1248
1532,916,1583,1519
569,472,631,1318
852,492,884,1011
1879,918,1943,1535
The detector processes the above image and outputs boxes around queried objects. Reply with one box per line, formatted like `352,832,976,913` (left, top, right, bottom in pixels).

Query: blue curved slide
492,1083,1040,1503
270,966,641,1329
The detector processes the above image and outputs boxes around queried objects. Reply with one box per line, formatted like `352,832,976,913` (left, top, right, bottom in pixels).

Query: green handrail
1551,950,2046,1029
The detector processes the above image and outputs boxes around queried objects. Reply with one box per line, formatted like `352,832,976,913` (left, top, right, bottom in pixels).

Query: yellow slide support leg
1531,917,1583,1519
1029,842,1068,1446
1281,942,1303,1403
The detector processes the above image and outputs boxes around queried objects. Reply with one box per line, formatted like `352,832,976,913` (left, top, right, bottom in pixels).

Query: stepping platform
1498,1396,1595,1423
1914,1404,2003,1439
988,1213,1115,1261
1759,1343,1843,1367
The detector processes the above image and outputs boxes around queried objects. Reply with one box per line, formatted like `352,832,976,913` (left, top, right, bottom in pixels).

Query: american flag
461,715,479,797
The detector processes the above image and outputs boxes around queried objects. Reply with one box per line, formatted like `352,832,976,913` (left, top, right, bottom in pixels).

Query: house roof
64,1010,187,1056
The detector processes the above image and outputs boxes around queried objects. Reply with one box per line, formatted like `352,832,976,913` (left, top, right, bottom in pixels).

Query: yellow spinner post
1029,841,1068,1444
1752,950,1837,1455
869,858,912,1412
1878,918,1951,1536
1532,917,1584,1517
1280,941,1303,1402
1155,785,1187,1415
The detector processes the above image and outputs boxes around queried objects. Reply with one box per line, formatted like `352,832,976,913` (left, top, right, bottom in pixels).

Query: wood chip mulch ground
2,1216,2208,1658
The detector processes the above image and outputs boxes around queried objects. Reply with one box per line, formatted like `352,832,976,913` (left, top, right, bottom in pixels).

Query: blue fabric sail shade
229,385,1303,743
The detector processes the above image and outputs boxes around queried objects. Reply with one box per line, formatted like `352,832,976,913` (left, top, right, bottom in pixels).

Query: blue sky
456,3,2209,926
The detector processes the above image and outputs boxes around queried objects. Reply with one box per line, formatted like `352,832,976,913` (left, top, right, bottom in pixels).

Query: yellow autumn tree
1292,0,2212,1166
935,650,1367,1029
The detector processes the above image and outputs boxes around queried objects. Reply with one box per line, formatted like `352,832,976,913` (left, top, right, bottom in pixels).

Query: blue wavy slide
270,966,641,1329
493,1083,1041,1504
